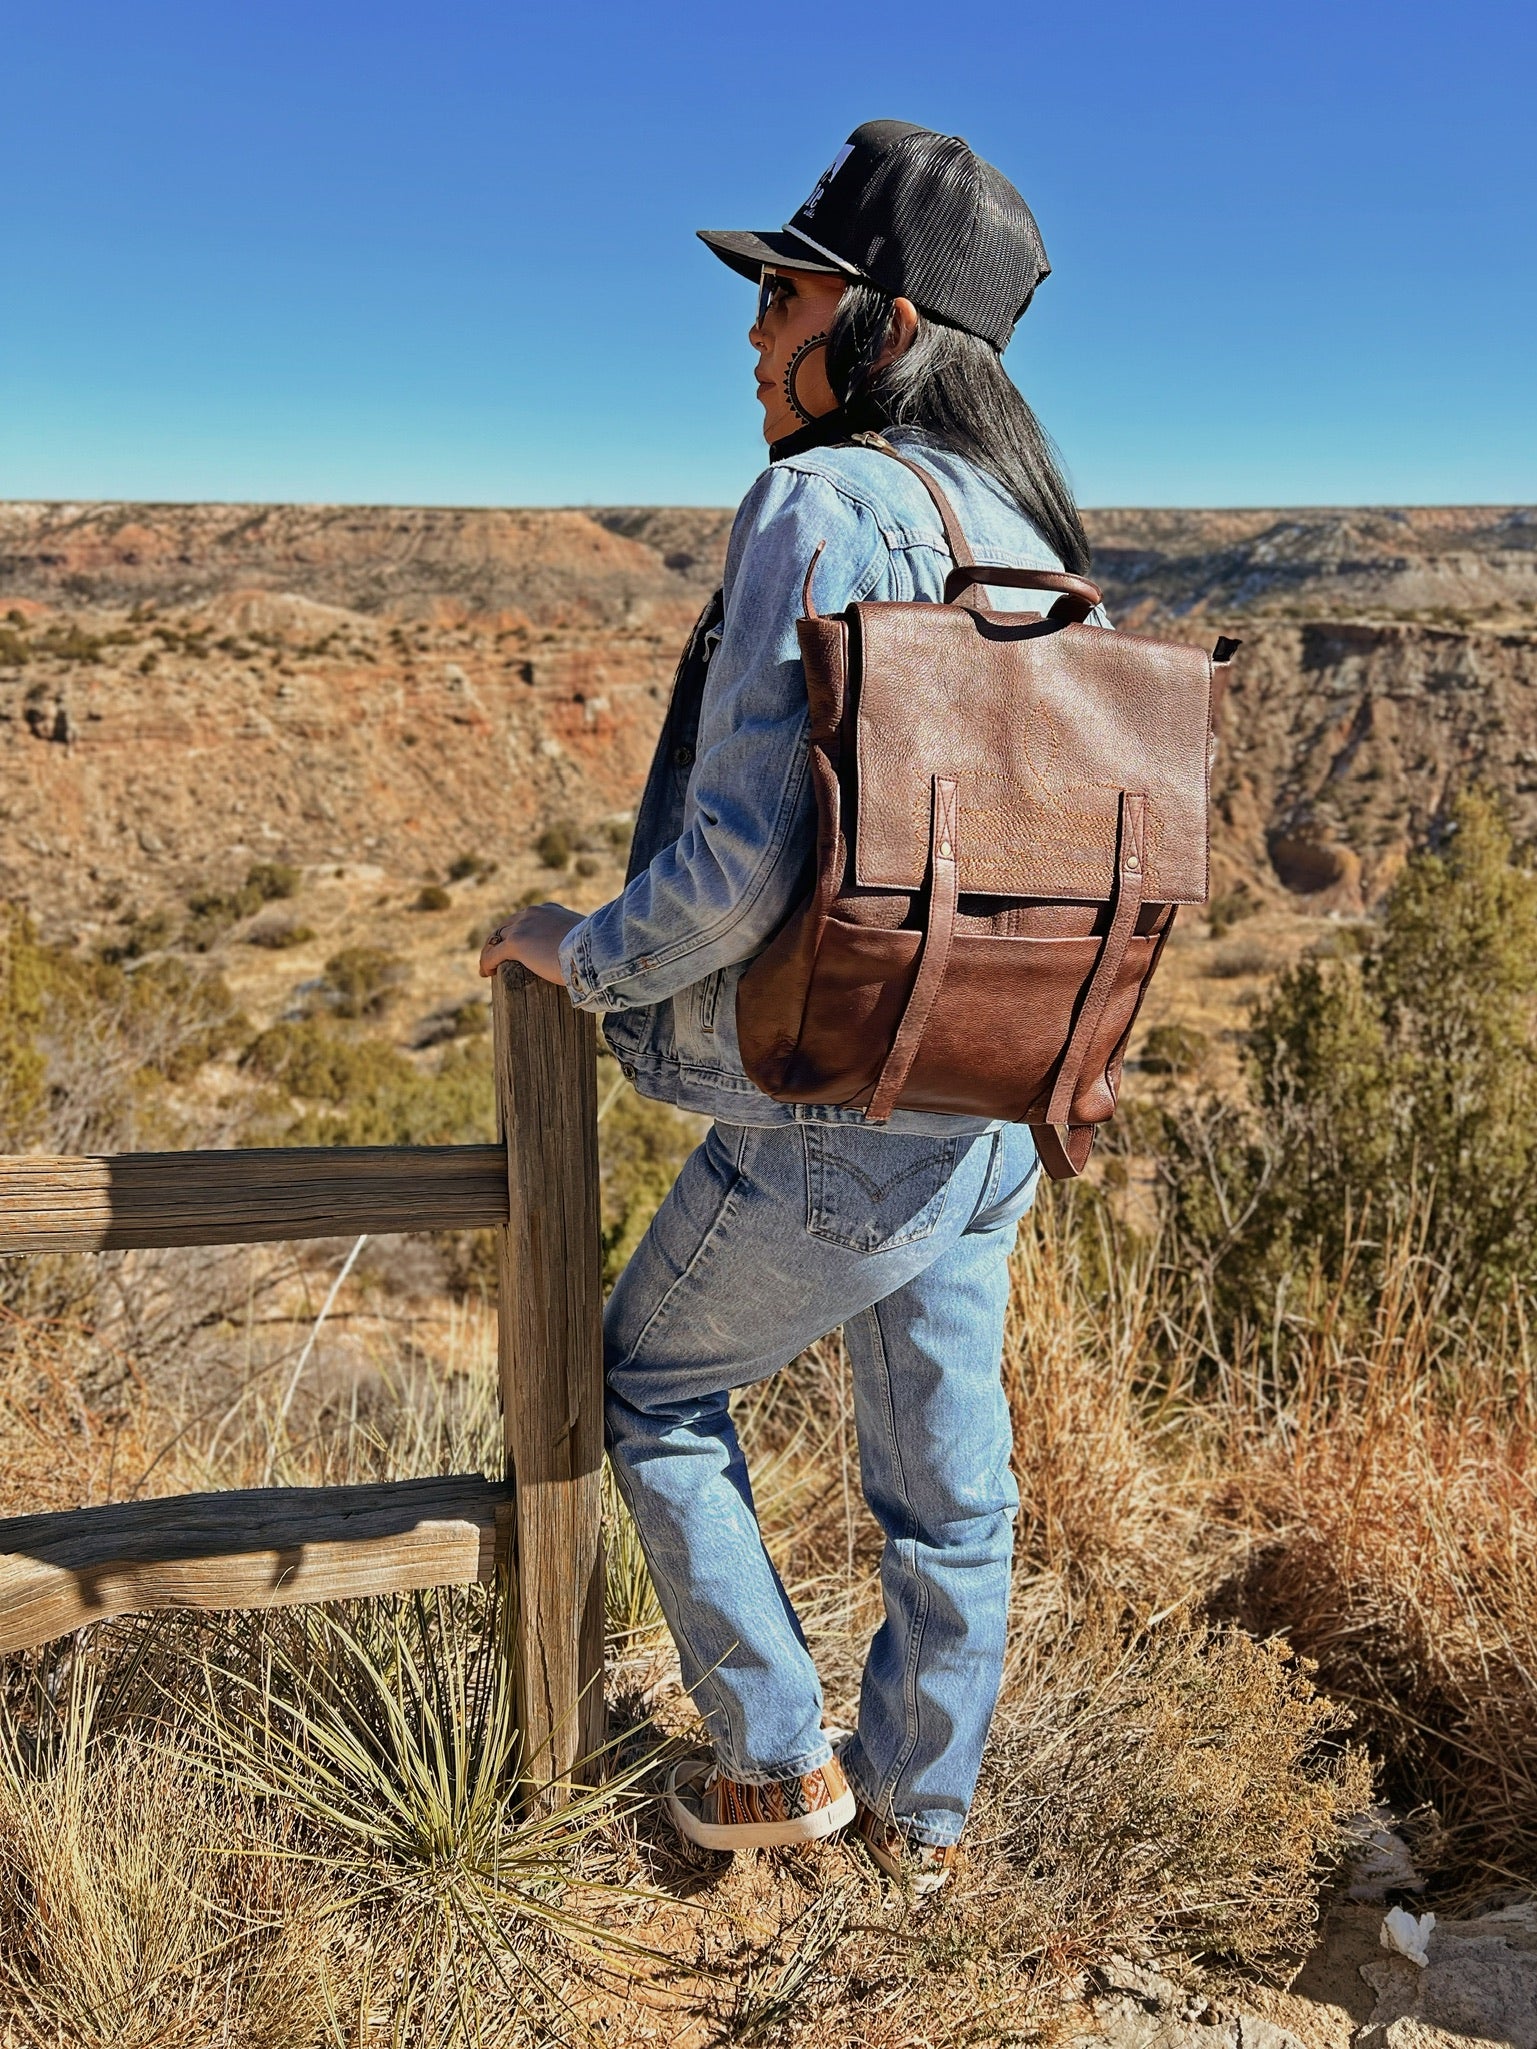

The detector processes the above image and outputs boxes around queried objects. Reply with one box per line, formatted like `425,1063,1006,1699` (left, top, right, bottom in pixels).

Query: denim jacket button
674,743,695,768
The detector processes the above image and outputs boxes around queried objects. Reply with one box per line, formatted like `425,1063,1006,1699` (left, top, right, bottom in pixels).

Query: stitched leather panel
850,607,1212,903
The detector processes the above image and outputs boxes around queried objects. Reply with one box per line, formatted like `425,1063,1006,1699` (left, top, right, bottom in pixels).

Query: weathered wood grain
0,1475,510,1654
0,1145,508,1253
493,963,606,1790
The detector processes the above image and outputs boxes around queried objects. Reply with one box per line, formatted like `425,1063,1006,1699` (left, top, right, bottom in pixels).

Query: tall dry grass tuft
1208,1230,1537,1889
0,1660,352,2048
1001,1197,1219,1609
190,1582,651,1908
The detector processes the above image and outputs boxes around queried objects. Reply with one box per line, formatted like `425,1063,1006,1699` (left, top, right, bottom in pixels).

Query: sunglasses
755,271,797,327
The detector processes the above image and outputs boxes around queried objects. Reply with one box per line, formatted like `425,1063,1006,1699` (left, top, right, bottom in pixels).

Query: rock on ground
1358,1903,1537,2049
1064,1903,1537,2049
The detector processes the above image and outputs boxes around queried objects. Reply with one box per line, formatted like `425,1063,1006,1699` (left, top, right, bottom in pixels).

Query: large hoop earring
784,332,829,425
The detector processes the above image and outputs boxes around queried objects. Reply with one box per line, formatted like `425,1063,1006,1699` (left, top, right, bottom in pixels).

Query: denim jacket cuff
559,923,618,1013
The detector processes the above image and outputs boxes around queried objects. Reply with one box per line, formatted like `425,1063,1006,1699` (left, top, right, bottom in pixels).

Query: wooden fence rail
0,964,605,1792
0,1477,508,1652
0,1144,508,1253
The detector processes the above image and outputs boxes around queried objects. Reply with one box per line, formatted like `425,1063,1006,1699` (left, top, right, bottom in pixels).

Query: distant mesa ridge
1,500,1532,626
0,503,736,626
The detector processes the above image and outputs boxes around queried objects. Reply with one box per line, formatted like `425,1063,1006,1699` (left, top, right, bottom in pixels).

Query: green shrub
99,908,177,964
246,922,315,950
535,825,571,872
1206,889,1258,938
0,627,29,667
182,863,302,951
1165,790,1537,1335
243,1019,494,1147
2,906,244,1151
182,892,241,952
0,908,50,1143
38,624,101,664
245,861,300,902
123,958,248,1082
1141,1023,1209,1076
1206,938,1272,980
318,947,405,1019
244,1019,410,1101
446,852,496,884
444,1000,488,1039
414,885,452,912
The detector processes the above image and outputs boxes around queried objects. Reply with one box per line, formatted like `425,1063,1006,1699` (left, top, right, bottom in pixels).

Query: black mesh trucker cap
698,120,1050,352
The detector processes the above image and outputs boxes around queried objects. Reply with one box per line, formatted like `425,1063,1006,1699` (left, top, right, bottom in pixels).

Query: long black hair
825,282,1091,577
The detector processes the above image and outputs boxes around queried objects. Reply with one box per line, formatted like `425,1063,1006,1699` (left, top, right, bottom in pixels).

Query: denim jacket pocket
802,1126,960,1254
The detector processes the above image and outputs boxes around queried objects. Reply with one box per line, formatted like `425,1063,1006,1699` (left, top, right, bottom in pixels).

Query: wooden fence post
492,962,606,1791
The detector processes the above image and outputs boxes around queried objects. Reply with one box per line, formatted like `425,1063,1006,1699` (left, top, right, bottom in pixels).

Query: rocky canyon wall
1,498,1533,935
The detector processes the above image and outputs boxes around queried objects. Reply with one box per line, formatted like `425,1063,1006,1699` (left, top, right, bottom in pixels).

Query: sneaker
665,1753,856,1852
852,1802,960,1896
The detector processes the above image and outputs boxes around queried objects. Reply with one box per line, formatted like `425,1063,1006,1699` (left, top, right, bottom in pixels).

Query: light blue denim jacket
559,428,1104,1129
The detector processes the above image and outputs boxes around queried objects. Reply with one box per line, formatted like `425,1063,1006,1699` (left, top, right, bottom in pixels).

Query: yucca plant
188,1580,668,1971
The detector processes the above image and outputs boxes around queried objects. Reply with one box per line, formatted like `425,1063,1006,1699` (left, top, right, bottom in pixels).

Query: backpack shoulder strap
851,434,1097,619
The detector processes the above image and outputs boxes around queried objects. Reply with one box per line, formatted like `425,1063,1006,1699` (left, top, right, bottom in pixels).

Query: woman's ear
875,297,921,370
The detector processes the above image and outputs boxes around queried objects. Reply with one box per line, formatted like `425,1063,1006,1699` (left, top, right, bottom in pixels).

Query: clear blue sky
3,1,1532,508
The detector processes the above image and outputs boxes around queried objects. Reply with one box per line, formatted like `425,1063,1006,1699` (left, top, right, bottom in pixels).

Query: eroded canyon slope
2,498,1534,944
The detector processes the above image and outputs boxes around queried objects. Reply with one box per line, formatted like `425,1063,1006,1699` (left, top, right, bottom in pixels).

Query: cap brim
697,227,846,282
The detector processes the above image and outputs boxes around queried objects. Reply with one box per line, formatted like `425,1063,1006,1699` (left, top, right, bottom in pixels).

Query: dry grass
0,1218,1384,2047
0,1661,356,2048
0,1251,502,1520
998,1198,1537,1897
1207,1254,1537,1891
2,1140,1533,2037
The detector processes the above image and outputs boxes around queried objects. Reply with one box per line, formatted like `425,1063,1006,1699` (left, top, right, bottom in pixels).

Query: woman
481,121,1097,1893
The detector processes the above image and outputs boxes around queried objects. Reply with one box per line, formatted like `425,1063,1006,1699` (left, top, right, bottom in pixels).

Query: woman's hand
478,902,583,985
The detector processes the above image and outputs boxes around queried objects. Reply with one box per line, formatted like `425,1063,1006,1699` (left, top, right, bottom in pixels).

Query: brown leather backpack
736,443,1238,1179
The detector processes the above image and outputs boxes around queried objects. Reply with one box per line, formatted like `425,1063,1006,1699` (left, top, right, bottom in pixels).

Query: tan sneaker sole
665,1757,856,1851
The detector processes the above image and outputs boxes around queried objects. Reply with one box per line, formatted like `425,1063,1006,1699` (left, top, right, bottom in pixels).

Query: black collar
769,399,889,463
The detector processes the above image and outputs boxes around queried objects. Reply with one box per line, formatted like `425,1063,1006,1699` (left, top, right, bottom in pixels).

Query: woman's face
750,266,847,444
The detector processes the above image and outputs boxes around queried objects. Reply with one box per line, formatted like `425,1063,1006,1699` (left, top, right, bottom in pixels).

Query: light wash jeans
604,1119,1039,1848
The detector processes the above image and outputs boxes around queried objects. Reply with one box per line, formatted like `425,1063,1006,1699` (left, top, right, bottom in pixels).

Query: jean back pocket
802,1126,960,1255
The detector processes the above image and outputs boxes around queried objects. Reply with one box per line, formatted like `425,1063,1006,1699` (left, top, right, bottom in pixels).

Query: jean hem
708,1738,834,1787
838,1740,964,1850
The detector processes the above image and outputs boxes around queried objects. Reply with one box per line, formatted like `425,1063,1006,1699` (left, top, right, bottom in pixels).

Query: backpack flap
850,602,1213,904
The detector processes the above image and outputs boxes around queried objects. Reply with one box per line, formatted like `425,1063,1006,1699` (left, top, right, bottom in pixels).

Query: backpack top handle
941,562,1102,618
